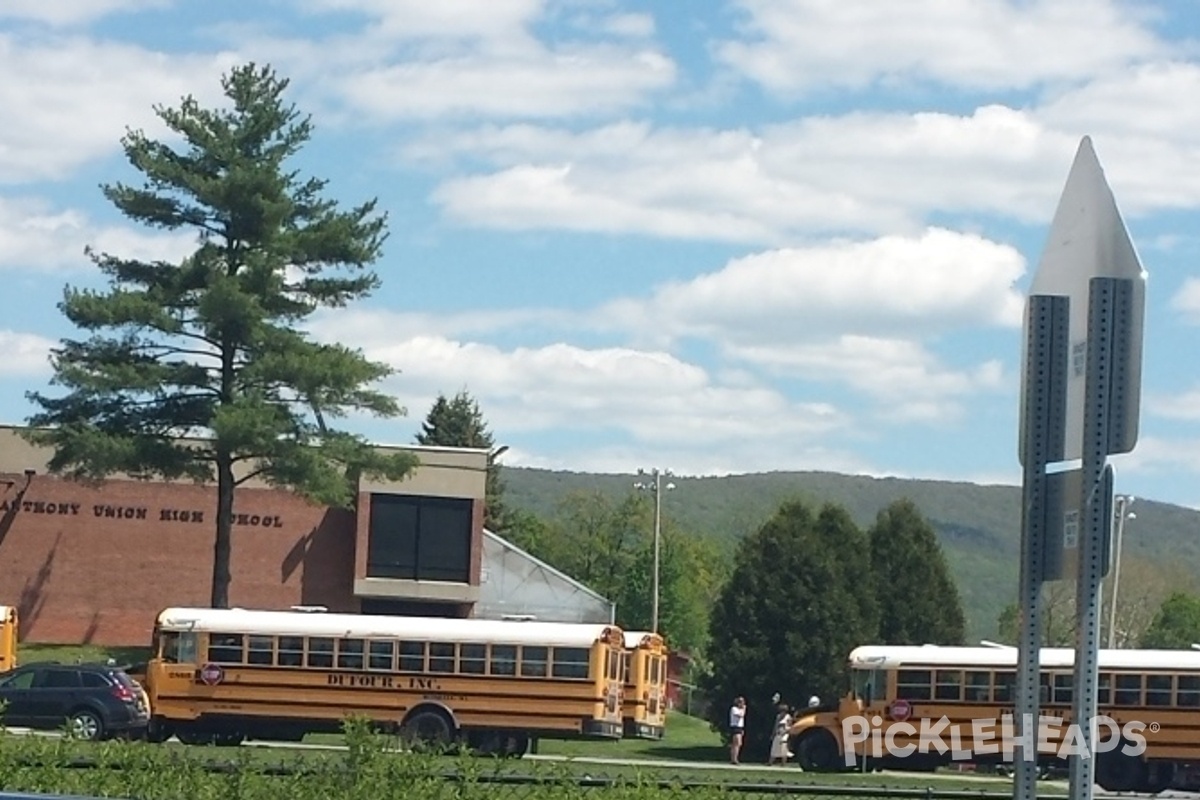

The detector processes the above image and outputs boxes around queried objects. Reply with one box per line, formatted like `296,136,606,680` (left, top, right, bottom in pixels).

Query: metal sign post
1014,293,1069,800
1069,278,1133,795
1015,137,1145,800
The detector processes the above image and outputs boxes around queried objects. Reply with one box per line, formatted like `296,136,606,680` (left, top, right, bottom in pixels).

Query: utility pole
635,468,674,633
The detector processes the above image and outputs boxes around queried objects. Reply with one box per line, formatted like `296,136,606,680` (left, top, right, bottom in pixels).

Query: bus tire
401,707,455,752
176,728,215,746
145,718,172,744
794,729,842,772
1096,747,1145,793
504,733,529,758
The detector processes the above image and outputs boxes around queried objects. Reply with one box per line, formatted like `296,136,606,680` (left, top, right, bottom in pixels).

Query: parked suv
0,662,150,740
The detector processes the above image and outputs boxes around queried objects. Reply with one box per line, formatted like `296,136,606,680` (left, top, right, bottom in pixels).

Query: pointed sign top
1020,136,1146,464
1030,136,1144,295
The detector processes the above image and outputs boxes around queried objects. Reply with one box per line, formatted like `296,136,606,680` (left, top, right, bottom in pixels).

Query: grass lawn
535,711,723,762
15,642,151,667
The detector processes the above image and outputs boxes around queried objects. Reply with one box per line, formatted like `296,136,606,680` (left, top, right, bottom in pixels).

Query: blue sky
1,0,1199,510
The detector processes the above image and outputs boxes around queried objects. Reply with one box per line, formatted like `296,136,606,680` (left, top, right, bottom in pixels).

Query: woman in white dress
769,704,793,765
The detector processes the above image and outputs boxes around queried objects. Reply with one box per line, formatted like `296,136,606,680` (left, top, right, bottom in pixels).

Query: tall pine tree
703,500,877,762
416,390,509,532
24,64,415,608
868,499,965,645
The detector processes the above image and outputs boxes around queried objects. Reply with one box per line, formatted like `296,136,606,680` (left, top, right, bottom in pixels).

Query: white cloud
595,13,655,39
0,330,54,376
0,34,236,183
412,110,1088,242
299,0,545,45
0,0,170,26
1170,277,1200,323
717,0,1166,94
601,228,1028,343
1147,386,1200,421
310,329,848,448
331,46,675,120
246,1,675,121
0,197,198,272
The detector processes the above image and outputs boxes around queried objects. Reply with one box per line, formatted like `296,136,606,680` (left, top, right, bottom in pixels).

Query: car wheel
68,709,105,741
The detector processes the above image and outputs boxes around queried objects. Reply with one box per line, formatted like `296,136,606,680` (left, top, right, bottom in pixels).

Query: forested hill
501,467,1200,642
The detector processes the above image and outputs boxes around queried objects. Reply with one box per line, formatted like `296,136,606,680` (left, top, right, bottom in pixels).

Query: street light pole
1106,495,1135,648
635,468,674,634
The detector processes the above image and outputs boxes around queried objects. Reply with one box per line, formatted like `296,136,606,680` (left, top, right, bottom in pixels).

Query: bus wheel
145,718,172,744
214,732,245,747
176,729,215,746
468,731,505,756
401,708,455,752
1140,761,1175,794
504,733,529,758
794,730,841,772
1096,748,1145,793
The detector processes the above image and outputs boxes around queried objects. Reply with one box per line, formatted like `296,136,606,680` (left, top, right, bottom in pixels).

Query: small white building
475,529,615,624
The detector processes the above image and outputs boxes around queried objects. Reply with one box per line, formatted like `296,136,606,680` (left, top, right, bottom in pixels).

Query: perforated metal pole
1015,294,1069,800
1069,277,1132,800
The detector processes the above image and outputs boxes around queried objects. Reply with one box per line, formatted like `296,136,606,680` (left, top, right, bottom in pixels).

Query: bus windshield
852,667,883,704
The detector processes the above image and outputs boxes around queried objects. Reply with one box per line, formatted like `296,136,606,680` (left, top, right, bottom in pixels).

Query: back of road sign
1018,137,1146,466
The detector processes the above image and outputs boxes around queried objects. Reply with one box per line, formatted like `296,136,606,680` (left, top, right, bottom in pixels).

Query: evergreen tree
868,499,965,645
1141,592,1200,648
416,390,509,532
703,500,877,763
23,64,415,608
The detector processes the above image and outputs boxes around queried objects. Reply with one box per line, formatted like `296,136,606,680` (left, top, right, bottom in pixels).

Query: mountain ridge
500,466,1200,642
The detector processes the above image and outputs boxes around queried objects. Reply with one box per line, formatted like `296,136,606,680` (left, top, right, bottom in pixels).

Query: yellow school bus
142,607,626,754
622,630,667,739
0,606,17,672
788,644,1200,794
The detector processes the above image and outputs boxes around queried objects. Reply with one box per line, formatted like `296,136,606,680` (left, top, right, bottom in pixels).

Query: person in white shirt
728,696,746,764
769,703,794,765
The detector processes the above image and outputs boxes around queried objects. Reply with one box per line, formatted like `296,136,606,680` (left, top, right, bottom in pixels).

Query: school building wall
0,426,490,647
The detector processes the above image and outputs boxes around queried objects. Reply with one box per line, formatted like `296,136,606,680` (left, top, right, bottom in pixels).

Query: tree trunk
211,449,235,608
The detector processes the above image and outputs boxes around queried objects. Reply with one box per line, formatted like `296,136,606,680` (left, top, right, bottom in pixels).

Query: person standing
769,703,794,765
728,696,747,765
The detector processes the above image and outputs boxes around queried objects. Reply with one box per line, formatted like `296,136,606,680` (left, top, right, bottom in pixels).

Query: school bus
141,607,626,754
622,630,668,739
787,644,1200,794
0,606,17,672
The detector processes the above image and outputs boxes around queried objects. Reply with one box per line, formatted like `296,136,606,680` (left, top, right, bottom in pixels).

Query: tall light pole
1106,495,1136,648
635,468,674,633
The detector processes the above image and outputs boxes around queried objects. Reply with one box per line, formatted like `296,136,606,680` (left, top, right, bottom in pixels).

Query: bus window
993,671,1015,703
460,644,487,674
337,639,365,670
307,637,335,668
1098,673,1111,705
965,671,991,702
1146,675,1172,707
398,641,425,671
279,636,304,666
209,634,244,664
552,647,590,679
935,670,962,701
1178,675,1200,707
1053,673,1073,705
1114,674,1141,706
429,643,455,673
247,635,274,666
160,632,181,663
490,644,517,676
521,646,548,677
897,669,932,701
367,641,395,671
